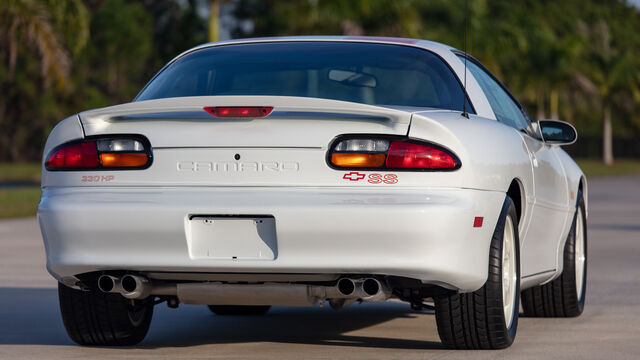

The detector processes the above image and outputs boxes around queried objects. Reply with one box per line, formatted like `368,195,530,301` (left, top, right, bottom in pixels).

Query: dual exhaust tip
98,274,150,299
337,278,383,298
98,274,386,301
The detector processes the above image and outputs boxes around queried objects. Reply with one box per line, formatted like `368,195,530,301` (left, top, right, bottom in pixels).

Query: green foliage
0,162,41,183
0,0,206,162
233,0,640,160
80,0,153,105
576,158,640,178
1,0,639,163
0,187,41,218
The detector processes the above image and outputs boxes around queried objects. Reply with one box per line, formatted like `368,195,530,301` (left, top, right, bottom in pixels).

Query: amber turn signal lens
100,153,149,167
331,153,386,167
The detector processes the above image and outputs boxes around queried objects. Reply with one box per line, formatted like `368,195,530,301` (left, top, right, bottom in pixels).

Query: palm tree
209,0,220,42
1,0,73,88
579,20,640,165
0,0,88,160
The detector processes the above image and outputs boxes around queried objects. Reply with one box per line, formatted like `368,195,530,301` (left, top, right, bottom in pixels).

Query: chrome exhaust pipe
337,278,357,296
98,274,176,300
97,275,390,305
334,278,387,299
97,275,122,293
120,274,152,299
360,278,390,302
362,278,381,296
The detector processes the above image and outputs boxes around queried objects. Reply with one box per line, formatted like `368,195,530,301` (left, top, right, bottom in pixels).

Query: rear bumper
38,186,504,292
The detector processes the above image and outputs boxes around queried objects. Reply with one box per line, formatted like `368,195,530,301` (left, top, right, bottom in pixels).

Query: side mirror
539,120,577,145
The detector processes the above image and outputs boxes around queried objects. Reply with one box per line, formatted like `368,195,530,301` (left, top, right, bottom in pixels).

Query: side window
463,58,529,131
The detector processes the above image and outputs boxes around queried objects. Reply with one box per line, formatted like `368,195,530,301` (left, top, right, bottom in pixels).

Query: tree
578,15,640,165
0,0,88,160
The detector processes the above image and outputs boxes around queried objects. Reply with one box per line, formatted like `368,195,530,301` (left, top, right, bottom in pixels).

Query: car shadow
0,287,444,350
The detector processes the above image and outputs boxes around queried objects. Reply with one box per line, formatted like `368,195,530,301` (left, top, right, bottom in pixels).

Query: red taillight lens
328,137,460,170
46,141,99,169
45,137,151,171
386,141,459,169
203,106,273,118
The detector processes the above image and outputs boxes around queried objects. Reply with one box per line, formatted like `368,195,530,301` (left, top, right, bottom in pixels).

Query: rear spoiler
112,110,392,123
80,95,411,126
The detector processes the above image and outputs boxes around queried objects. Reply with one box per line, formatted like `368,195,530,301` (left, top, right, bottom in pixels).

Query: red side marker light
204,106,273,118
473,217,484,228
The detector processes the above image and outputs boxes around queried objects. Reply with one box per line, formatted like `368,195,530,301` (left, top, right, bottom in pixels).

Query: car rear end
38,40,505,309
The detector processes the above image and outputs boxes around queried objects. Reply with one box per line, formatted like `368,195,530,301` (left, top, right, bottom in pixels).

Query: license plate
187,216,277,260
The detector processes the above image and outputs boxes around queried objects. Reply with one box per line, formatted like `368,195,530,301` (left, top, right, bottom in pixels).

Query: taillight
46,141,99,169
328,137,460,171
204,106,273,118
386,142,458,169
331,138,389,167
45,136,152,171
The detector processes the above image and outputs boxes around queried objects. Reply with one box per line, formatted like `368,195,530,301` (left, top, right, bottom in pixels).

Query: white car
38,36,587,349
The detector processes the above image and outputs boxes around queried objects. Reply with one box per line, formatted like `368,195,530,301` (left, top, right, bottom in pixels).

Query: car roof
170,36,460,64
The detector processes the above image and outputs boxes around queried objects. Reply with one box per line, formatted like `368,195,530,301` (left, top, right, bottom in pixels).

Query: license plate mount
187,216,277,260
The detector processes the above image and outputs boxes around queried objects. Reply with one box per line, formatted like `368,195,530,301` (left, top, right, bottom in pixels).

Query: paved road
1,176,639,359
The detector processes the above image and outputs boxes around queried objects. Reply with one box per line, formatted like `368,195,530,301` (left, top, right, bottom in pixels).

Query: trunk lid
63,96,435,188
80,96,411,148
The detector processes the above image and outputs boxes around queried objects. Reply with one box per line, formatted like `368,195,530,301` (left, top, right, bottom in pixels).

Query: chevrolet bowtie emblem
343,172,366,181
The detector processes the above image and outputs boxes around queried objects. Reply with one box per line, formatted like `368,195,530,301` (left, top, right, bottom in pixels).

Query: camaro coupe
38,36,587,349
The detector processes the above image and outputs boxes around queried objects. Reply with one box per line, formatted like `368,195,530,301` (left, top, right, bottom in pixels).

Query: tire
521,190,587,317
208,305,271,316
58,282,153,346
434,196,520,349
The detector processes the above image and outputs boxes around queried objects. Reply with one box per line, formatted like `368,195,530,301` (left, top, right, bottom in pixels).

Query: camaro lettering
177,161,300,172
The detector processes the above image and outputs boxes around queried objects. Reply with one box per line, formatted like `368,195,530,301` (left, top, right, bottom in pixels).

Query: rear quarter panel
408,112,534,195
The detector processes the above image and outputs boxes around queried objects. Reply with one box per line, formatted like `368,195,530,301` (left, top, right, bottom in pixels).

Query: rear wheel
58,282,153,346
521,190,587,317
208,305,271,316
434,196,520,349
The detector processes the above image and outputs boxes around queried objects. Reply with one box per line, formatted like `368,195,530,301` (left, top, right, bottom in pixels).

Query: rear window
136,41,471,111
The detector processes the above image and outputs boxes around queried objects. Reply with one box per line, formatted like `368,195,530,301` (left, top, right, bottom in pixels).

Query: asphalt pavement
1,175,639,359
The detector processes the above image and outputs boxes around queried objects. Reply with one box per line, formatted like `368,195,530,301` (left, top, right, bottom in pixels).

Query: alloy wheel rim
502,216,517,328
575,207,586,300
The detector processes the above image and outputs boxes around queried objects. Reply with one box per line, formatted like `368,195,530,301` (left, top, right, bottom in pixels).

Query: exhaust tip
98,275,116,293
121,275,138,293
120,274,151,299
363,278,381,296
337,278,355,296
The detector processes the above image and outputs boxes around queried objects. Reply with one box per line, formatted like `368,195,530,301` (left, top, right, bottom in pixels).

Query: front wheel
521,190,587,317
434,196,520,349
58,283,153,346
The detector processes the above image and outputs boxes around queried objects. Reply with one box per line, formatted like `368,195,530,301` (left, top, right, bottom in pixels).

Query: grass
0,162,41,218
0,187,41,218
575,158,640,178
0,159,639,219
0,162,41,183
